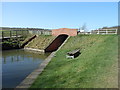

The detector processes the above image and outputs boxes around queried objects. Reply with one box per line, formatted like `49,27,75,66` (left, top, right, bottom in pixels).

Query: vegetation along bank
30,34,118,88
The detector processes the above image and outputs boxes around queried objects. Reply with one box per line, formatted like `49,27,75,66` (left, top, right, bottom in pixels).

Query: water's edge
16,36,70,88
2,49,49,88
16,51,56,88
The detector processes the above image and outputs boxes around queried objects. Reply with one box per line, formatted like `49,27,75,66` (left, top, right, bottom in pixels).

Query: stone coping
24,47,45,53
16,51,56,88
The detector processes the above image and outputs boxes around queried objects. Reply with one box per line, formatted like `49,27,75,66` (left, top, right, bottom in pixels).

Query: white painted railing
96,29,117,34
78,29,118,35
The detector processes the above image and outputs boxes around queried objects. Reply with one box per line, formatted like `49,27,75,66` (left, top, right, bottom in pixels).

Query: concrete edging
24,47,45,53
16,51,56,88
16,36,70,89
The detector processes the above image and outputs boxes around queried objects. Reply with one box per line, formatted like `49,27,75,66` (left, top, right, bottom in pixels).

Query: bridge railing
1,30,29,39
28,30,51,35
91,29,117,34
78,29,118,35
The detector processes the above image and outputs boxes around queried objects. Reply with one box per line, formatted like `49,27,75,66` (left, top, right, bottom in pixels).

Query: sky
2,2,118,31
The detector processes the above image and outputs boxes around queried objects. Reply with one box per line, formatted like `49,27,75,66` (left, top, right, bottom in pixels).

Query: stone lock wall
52,28,78,36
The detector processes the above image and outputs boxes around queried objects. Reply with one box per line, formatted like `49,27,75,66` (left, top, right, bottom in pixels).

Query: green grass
25,35,55,50
30,35,118,88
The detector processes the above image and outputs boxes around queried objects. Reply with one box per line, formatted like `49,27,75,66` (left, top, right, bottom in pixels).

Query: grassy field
25,35,55,50
30,35,118,88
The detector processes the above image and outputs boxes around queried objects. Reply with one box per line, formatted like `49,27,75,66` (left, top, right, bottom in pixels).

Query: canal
2,49,50,88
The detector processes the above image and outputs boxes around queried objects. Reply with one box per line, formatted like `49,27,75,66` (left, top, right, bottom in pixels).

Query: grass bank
30,35,118,88
25,35,55,50
1,34,32,50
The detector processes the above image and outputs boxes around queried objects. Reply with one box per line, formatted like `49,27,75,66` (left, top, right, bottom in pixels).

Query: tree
81,23,87,32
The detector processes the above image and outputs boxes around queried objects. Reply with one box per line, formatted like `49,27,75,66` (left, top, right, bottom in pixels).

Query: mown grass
30,35,118,88
25,35,55,50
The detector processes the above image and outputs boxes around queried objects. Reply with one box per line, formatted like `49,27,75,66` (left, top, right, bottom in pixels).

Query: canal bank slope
2,36,28,50
24,35,55,52
30,35,118,88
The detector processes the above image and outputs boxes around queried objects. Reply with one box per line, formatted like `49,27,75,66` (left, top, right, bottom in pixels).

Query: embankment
31,35,118,88
1,35,35,50
2,40,20,50
16,35,70,88
24,35,55,51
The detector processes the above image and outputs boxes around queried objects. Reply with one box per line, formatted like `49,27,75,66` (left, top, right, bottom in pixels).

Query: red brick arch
52,28,78,36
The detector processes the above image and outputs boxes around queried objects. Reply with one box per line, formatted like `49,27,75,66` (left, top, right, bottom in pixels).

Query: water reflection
2,49,50,88
2,49,50,64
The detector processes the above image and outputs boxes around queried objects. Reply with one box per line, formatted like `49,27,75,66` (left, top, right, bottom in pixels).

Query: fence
28,30,51,35
1,29,52,39
1,30,29,39
91,29,117,34
78,29,118,35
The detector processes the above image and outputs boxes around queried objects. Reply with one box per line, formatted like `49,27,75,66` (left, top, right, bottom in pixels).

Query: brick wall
52,28,78,36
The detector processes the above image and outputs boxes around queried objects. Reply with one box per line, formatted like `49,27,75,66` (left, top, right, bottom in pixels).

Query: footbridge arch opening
45,34,68,52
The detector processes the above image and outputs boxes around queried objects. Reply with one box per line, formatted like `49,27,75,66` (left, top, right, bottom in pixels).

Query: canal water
2,49,50,88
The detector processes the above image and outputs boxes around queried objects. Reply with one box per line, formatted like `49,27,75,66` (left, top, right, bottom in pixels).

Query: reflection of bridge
2,49,49,64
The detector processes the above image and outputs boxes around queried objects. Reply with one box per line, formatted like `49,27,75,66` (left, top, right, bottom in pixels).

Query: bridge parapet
52,28,78,36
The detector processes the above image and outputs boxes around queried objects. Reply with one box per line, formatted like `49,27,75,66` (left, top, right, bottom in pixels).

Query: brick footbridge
45,28,78,52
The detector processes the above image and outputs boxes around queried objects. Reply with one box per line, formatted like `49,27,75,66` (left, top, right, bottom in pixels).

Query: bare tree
81,23,87,32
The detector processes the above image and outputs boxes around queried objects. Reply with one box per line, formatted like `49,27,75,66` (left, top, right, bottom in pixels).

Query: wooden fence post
2,31,4,39
106,29,108,34
10,31,12,38
27,30,29,34
22,30,23,35
116,29,117,34
16,30,18,38
97,30,99,34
